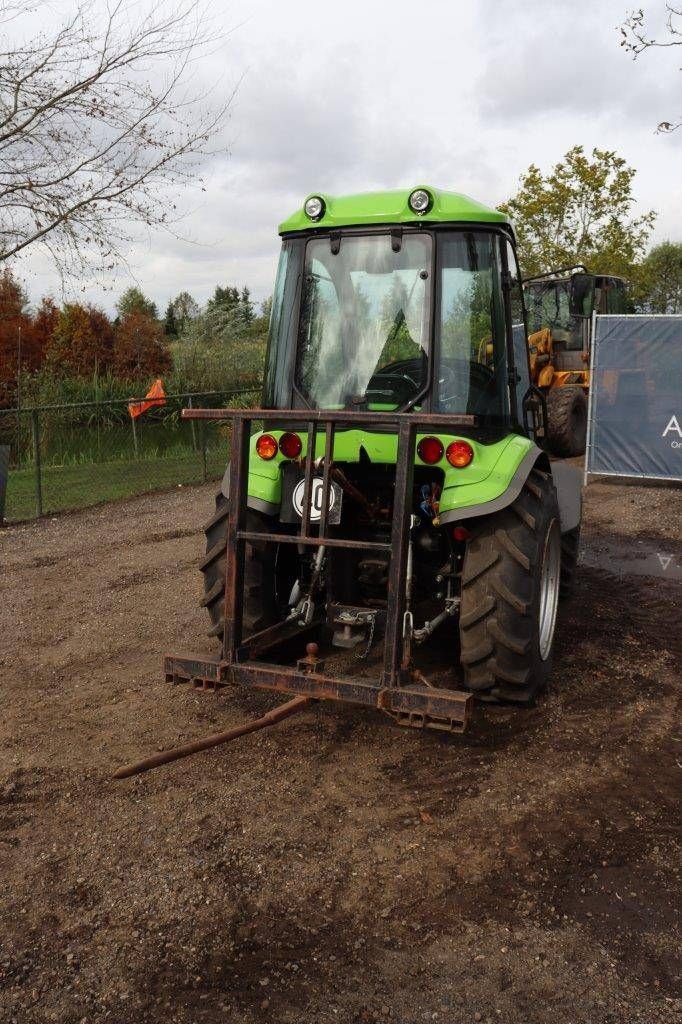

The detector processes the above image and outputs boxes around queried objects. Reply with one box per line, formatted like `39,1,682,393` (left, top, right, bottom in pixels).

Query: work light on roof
304,196,325,221
408,189,432,215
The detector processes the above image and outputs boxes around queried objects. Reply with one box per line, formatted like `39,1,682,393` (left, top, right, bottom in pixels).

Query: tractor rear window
295,233,432,410
436,232,509,420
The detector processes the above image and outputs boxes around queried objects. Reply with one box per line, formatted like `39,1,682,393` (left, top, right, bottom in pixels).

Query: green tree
116,286,158,321
499,146,656,278
441,274,493,361
260,296,273,322
207,284,254,324
164,301,178,339
241,286,254,323
167,291,199,337
206,285,240,314
635,241,682,312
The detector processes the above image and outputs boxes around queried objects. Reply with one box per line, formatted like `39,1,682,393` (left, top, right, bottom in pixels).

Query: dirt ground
1,476,680,1024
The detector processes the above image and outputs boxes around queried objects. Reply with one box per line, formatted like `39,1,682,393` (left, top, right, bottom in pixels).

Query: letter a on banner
662,414,682,438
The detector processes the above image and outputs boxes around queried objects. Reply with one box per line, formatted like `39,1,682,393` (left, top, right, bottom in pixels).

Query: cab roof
278,187,509,235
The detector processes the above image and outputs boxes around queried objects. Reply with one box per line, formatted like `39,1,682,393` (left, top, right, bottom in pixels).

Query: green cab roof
279,186,509,234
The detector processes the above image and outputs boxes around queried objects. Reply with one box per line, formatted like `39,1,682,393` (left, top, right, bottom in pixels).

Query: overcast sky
13,0,682,314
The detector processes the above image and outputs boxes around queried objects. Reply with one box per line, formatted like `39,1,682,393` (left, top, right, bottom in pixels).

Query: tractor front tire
546,386,588,457
199,493,278,644
459,467,562,704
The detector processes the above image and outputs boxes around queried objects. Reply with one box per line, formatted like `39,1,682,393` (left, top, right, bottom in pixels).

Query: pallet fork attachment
113,409,474,779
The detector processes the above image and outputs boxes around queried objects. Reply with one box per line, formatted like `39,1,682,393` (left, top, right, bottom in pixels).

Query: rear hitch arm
113,695,311,780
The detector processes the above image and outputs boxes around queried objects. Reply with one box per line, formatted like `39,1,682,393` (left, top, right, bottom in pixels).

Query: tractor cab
265,189,533,429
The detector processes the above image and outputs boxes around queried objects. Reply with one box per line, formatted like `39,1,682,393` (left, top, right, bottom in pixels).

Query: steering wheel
437,357,497,414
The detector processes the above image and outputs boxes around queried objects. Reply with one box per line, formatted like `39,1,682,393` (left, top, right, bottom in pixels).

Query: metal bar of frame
589,314,676,317
584,308,599,487
299,420,316,539
381,419,416,688
317,424,335,539
238,531,390,553
222,415,250,661
581,469,682,483
183,408,476,428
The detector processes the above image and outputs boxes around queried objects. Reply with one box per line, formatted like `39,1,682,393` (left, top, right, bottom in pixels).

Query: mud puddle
581,533,682,581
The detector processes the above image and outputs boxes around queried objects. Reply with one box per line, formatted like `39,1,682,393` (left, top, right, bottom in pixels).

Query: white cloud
10,0,682,314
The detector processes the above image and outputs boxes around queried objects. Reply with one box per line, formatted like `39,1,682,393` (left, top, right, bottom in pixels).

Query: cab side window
607,279,626,314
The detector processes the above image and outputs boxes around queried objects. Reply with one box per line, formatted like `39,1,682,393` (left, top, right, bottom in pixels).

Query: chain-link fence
0,386,260,523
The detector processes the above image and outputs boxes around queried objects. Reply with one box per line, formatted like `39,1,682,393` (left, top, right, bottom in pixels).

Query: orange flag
128,379,166,419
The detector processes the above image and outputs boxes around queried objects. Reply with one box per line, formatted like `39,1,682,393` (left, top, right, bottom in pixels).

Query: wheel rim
538,519,561,661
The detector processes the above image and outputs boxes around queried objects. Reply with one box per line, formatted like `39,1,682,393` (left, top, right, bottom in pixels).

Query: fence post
187,395,198,452
0,444,9,525
31,409,43,518
131,410,139,459
200,419,207,484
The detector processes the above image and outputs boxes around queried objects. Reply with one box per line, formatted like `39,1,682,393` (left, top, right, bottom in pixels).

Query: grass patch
3,448,227,522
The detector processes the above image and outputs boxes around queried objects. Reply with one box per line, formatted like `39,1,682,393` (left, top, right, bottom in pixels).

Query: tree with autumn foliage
111,311,172,378
0,268,28,402
32,298,60,357
0,268,53,403
46,304,115,376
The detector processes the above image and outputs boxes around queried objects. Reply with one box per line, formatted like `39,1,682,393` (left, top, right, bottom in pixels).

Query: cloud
10,0,682,315
474,0,679,127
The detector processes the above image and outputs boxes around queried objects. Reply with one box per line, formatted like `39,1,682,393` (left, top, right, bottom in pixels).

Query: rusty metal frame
165,408,475,733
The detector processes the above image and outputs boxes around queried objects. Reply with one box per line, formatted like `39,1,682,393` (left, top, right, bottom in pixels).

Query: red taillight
278,431,302,459
446,440,474,468
255,433,278,460
417,436,444,465
452,525,471,542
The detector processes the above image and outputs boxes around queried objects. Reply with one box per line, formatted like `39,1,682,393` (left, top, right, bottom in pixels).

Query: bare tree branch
0,0,232,281
620,4,681,131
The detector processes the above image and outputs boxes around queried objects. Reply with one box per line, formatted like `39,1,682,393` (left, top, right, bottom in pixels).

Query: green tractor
173,188,583,735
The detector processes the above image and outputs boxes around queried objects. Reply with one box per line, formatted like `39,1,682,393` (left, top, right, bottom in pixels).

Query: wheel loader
523,267,627,457
116,187,584,778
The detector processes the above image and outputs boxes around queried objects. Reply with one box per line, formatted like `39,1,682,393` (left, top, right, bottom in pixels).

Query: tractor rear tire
199,493,279,644
459,467,562,704
559,525,580,599
546,386,588,457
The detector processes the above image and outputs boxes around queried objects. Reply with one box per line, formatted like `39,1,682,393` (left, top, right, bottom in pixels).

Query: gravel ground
0,477,680,1024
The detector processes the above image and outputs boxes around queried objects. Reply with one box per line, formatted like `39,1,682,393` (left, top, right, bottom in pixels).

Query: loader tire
459,467,562,704
546,386,587,457
199,493,278,644
559,525,580,599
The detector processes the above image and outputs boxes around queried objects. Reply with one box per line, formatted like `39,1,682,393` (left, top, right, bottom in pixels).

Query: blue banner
587,316,682,482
